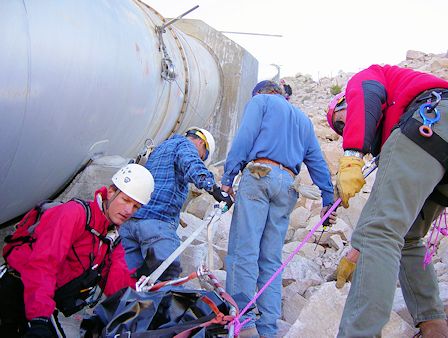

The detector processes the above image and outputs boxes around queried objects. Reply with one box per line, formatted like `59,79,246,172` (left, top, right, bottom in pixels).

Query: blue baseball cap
251,80,282,97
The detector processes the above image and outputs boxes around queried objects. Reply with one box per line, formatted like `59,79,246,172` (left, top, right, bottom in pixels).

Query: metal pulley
156,5,199,82
161,57,176,81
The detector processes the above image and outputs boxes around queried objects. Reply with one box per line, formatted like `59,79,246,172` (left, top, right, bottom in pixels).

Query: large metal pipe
0,0,226,223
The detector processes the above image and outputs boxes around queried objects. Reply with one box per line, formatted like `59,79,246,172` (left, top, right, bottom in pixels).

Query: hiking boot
238,327,260,338
417,319,448,337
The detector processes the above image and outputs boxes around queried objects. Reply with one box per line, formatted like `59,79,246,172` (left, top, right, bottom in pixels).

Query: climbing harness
230,157,379,336
423,209,448,269
400,89,448,170
418,91,441,137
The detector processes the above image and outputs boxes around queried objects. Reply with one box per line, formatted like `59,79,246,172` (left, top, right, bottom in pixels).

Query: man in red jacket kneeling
0,163,154,338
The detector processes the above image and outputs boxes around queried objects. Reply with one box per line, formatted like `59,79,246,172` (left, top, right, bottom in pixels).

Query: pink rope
424,209,448,268
231,199,341,336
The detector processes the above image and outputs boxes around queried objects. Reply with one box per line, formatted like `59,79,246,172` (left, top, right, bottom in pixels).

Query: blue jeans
119,218,180,270
226,165,297,337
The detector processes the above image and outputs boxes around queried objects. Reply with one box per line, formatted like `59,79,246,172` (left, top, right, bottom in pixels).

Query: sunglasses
333,120,345,136
188,129,210,161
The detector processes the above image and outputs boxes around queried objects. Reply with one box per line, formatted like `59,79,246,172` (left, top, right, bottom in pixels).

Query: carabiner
419,102,440,138
427,91,442,112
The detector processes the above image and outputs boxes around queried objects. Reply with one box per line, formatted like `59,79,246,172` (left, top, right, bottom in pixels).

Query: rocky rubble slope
180,50,448,337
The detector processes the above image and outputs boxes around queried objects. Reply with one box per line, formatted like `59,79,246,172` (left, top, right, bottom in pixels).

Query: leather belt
253,158,295,178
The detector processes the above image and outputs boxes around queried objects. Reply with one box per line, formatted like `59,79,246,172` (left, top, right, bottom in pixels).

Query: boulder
286,282,416,337
184,193,216,219
282,283,309,324
289,206,311,230
406,50,427,60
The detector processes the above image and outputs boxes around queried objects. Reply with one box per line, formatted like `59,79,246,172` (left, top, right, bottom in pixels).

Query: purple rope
424,209,448,268
232,199,341,335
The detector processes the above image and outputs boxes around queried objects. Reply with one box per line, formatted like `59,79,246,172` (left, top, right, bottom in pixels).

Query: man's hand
336,156,366,208
320,204,337,226
336,248,359,288
210,184,234,211
221,184,235,199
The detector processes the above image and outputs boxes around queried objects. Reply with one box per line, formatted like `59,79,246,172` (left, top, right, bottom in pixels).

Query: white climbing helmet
112,163,154,204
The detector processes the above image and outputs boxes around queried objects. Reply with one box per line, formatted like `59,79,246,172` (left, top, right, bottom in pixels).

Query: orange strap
173,295,235,338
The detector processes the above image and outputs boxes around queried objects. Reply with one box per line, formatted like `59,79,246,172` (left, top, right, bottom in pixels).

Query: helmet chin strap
101,189,121,225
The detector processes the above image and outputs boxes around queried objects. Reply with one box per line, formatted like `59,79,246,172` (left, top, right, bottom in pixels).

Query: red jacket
343,64,448,154
7,187,135,320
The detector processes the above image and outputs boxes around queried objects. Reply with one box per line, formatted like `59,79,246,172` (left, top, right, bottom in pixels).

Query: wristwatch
343,150,364,159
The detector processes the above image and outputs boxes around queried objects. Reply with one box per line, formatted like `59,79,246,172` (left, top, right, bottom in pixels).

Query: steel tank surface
0,0,223,224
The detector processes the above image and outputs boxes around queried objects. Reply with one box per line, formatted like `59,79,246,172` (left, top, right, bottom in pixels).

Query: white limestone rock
406,50,427,60
289,206,311,230
185,193,216,219
177,212,207,244
282,283,309,324
286,282,416,337
180,242,223,275
328,234,345,252
281,255,323,295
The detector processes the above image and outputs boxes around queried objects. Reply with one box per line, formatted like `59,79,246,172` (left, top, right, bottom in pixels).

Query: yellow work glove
336,156,366,208
336,256,357,289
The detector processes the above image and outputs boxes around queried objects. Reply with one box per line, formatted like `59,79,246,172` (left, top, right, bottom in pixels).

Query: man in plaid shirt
119,127,233,280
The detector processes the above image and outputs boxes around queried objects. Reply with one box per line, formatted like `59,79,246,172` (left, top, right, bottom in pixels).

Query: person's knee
135,247,182,281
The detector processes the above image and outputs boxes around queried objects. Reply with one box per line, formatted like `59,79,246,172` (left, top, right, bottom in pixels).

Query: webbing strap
173,295,231,338
71,198,93,232
401,118,448,169
428,189,448,207
72,198,116,248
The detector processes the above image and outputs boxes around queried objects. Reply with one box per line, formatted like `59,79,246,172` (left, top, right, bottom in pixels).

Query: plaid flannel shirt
133,135,215,225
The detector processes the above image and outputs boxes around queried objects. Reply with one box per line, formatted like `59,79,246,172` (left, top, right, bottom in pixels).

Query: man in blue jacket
222,80,335,337
119,128,232,281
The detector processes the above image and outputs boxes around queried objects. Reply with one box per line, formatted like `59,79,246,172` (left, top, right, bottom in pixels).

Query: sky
146,0,447,80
